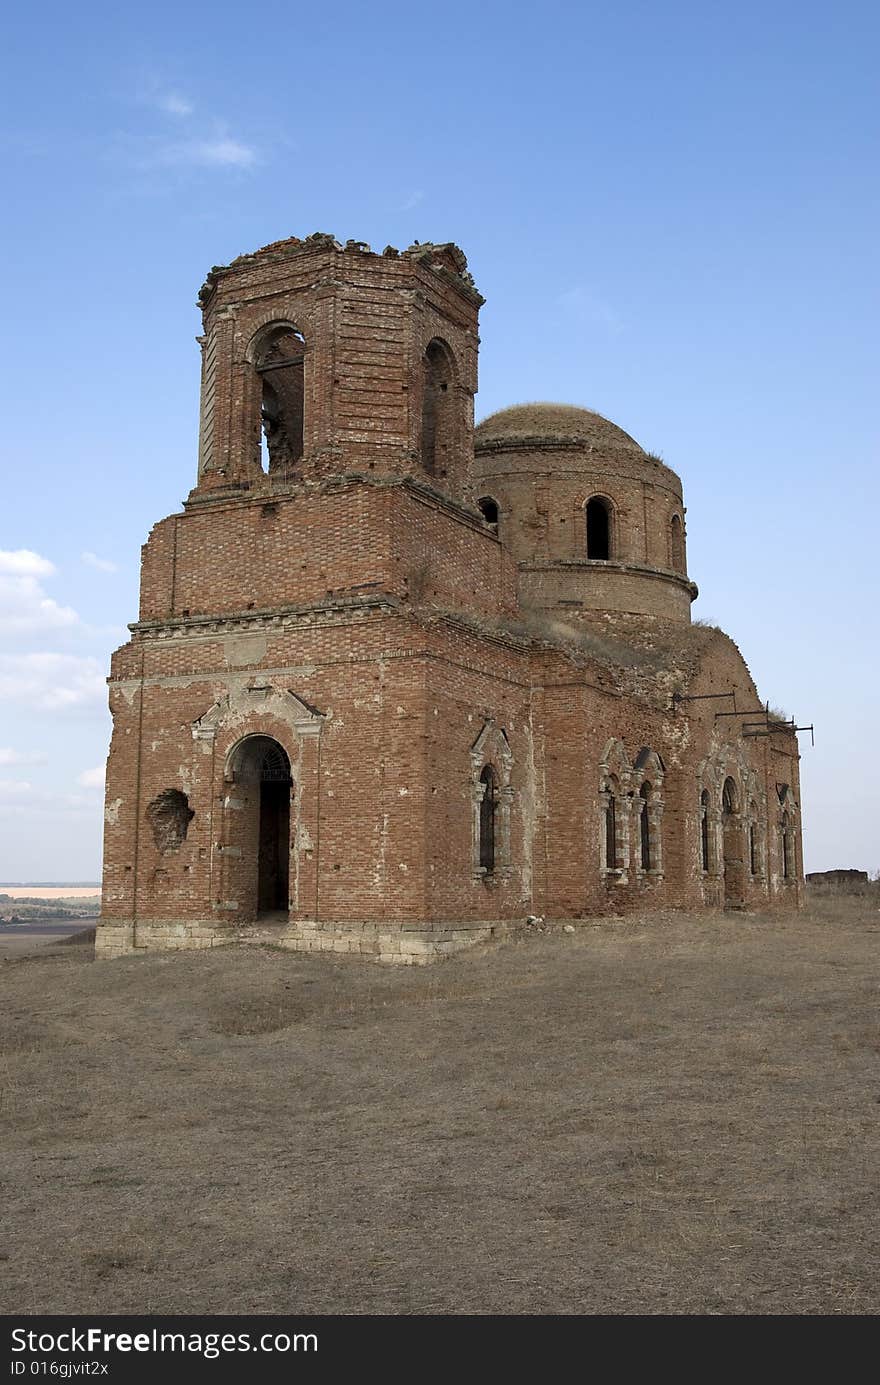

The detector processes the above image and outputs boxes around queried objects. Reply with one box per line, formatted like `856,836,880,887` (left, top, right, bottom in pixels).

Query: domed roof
475,403,644,454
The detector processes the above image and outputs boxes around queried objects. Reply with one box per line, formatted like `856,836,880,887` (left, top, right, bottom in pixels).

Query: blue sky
0,0,877,879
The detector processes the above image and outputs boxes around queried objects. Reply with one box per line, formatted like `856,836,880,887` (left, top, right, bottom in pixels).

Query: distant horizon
0,882,101,889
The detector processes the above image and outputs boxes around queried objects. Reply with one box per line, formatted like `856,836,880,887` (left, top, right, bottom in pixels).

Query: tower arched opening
422,339,455,478
254,326,305,475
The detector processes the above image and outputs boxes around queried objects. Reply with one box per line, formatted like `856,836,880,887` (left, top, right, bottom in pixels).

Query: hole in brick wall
477,496,499,532
146,789,195,854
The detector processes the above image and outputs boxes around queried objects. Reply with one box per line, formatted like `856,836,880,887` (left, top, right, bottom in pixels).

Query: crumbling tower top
192,234,482,509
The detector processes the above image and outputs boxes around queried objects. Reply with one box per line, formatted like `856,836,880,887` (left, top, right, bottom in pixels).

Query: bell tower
193,234,482,506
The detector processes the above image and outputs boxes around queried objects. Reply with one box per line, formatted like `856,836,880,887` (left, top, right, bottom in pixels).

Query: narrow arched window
422,340,454,477
670,514,685,572
586,497,611,560
256,326,305,474
640,783,651,871
479,765,497,872
722,777,737,817
477,496,499,532
749,822,757,876
700,789,710,871
604,786,617,870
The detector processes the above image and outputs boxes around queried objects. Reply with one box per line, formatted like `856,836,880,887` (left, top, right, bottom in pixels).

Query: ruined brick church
96,234,804,961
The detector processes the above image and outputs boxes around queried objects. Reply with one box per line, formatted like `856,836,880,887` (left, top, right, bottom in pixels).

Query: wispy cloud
81,551,118,574
0,549,55,578
77,765,105,789
128,132,260,172
399,189,425,212
558,284,624,336
0,748,48,767
0,550,79,636
158,92,193,117
0,653,105,712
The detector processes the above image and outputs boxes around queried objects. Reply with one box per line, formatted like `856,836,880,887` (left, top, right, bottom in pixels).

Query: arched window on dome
670,513,685,572
586,497,612,560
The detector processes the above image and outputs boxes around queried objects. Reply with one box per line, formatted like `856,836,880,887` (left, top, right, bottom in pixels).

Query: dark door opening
258,780,290,913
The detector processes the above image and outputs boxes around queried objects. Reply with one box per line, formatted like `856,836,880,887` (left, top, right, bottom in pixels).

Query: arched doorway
227,736,292,917
721,776,745,908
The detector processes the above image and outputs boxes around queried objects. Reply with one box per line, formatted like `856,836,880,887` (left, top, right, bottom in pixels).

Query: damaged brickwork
96,235,804,962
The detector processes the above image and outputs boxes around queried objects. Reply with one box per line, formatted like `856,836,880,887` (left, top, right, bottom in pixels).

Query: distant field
0,887,100,899
1,894,878,1316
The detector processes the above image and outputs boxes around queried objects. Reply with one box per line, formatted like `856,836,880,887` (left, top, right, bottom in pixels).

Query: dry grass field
1,895,878,1316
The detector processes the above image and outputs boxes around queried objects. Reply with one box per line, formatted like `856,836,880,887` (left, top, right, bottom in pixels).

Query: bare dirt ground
1,896,878,1316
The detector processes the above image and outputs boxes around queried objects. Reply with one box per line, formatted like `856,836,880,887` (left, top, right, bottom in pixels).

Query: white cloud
0,748,48,767
159,92,193,117
159,136,259,169
400,189,425,212
0,549,55,577
0,573,79,636
81,551,118,574
78,765,105,789
0,548,82,638
558,284,624,336
0,654,105,711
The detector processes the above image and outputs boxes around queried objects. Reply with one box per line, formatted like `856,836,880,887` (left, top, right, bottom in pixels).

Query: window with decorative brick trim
639,784,652,870
775,783,799,885
632,747,665,878
470,720,514,879
700,789,711,872
599,738,631,877
478,764,497,872
747,797,764,878
601,776,620,871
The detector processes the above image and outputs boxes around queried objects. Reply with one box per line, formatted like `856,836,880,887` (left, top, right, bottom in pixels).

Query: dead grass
1,898,879,1315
